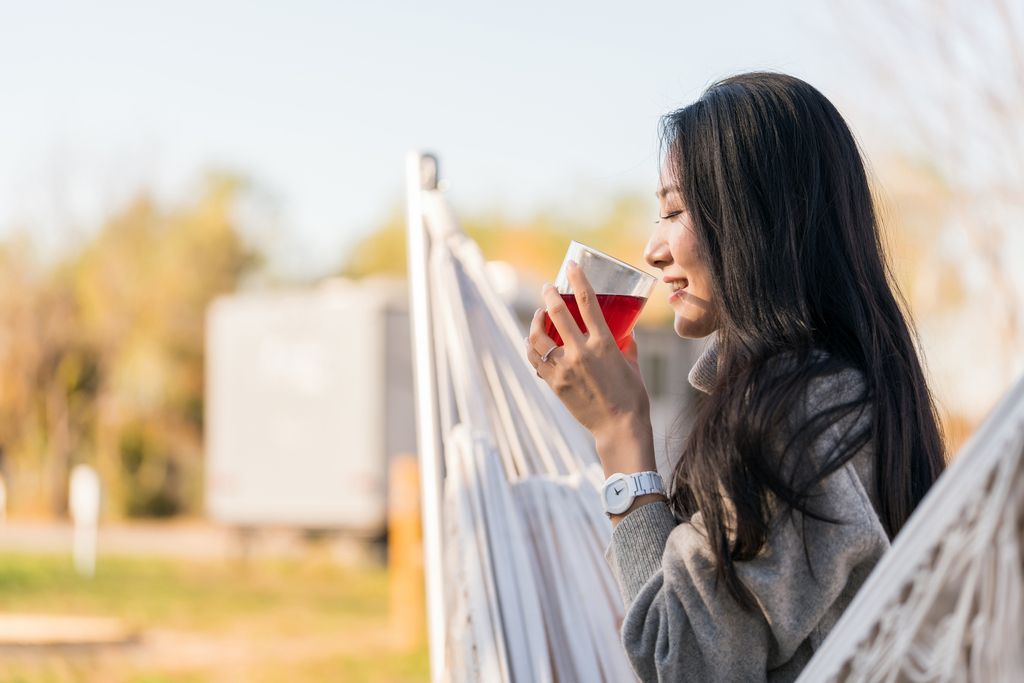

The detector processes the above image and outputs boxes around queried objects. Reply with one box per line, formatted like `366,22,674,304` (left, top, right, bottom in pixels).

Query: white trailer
205,279,413,534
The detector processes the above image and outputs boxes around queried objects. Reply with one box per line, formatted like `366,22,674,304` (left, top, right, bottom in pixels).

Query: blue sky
1,0,835,276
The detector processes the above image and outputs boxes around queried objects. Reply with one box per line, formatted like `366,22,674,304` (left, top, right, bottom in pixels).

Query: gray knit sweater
605,338,890,682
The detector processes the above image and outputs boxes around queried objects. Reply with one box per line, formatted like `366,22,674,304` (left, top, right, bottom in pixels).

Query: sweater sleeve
604,459,889,683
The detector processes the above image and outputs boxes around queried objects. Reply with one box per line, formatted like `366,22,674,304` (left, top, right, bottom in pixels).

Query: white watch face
604,475,631,513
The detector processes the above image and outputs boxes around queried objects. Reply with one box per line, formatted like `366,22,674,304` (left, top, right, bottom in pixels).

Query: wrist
609,493,667,528
593,415,656,479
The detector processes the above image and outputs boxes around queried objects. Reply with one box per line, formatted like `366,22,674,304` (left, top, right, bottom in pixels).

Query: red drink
543,293,646,346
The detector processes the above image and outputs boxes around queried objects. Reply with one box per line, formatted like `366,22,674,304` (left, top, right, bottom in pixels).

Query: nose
645,222,672,270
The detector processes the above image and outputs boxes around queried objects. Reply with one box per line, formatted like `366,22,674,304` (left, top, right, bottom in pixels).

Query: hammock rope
406,152,1024,683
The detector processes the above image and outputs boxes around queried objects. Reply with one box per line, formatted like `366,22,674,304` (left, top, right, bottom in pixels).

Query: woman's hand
525,261,657,478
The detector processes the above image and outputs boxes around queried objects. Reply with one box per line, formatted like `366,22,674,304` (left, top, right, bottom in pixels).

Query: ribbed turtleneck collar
687,334,720,394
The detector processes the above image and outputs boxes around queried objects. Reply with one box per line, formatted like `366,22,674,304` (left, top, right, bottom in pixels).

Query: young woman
525,72,946,682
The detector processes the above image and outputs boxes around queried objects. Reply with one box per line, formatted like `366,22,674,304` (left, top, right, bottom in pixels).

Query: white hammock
795,374,1024,682
405,152,1024,683
406,153,633,683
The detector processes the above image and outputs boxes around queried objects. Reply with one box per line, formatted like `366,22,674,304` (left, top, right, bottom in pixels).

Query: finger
526,312,559,378
525,340,548,377
541,283,585,347
527,307,559,355
524,336,539,369
524,335,557,387
564,261,612,342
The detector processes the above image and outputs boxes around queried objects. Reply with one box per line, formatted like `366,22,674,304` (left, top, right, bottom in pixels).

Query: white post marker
69,465,101,578
0,474,6,525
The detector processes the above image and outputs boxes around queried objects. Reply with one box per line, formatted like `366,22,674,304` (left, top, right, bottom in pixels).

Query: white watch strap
627,471,665,497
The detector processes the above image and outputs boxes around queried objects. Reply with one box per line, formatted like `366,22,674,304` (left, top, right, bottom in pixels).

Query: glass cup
543,241,658,347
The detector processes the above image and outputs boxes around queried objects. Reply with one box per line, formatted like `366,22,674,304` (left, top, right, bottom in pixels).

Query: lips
666,278,688,299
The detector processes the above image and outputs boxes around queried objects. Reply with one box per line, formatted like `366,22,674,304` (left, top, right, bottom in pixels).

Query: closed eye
655,211,682,223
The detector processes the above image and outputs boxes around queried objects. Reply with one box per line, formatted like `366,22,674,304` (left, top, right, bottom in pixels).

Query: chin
674,315,716,339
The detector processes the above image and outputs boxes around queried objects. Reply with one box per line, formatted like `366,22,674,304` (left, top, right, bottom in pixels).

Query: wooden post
389,453,425,651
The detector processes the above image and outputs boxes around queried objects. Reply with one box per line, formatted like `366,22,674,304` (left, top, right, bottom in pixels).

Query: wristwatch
601,471,666,516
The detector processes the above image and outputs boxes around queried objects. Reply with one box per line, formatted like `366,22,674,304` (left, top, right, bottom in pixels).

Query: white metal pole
405,150,446,682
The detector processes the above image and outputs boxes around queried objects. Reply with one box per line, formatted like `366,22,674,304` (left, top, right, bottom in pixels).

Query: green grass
0,553,429,683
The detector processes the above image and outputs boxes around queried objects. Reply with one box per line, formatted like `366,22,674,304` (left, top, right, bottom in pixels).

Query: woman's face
645,177,720,339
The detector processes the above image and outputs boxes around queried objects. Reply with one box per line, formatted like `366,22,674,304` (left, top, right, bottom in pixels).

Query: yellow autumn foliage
0,176,259,518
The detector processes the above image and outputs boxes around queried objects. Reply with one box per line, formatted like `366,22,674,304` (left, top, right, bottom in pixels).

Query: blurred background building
205,279,413,535
204,272,701,535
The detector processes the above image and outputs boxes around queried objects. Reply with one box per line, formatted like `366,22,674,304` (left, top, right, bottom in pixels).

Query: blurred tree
341,210,408,280
0,176,260,518
341,191,674,326
835,0,1024,444
342,194,656,279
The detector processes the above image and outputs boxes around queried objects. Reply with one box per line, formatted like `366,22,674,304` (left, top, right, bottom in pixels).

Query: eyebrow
656,184,682,199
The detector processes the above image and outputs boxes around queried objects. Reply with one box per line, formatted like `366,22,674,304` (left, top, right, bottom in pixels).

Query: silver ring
540,344,558,363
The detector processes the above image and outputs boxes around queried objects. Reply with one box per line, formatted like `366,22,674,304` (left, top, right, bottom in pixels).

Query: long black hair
662,73,946,610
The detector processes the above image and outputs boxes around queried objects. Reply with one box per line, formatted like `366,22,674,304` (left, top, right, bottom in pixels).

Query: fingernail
567,259,577,270
523,336,530,348
534,307,543,317
542,283,554,292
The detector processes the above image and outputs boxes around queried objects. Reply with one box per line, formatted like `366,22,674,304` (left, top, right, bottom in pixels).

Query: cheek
671,235,709,296
670,228,700,268
668,231,720,336
688,263,714,300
